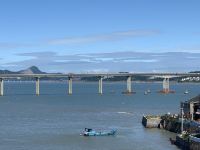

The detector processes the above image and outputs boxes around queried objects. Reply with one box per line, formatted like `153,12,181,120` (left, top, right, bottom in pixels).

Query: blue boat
81,128,117,136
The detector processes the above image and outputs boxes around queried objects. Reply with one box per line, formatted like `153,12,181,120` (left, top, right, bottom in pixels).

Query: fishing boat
184,90,189,94
80,128,117,136
169,131,190,149
147,89,151,93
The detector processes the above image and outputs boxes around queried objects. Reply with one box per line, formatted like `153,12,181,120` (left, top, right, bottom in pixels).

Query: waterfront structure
142,115,161,128
189,133,200,150
181,95,200,121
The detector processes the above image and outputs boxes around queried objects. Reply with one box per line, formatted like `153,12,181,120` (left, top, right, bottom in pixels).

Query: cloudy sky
0,0,200,73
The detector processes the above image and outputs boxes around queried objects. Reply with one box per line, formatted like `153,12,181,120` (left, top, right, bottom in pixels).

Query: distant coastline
1,66,200,83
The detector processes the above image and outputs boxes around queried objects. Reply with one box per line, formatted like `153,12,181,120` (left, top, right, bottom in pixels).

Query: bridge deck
0,73,199,78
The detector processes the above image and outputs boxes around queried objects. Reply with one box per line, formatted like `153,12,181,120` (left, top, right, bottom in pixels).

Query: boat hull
82,130,117,136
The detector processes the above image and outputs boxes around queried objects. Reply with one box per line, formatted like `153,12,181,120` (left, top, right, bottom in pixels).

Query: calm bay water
0,81,199,150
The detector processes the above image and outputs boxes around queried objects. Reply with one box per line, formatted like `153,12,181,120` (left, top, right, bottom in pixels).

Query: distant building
180,76,200,82
181,95,200,121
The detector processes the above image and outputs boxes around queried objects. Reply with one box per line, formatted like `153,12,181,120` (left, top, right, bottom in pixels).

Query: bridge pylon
36,77,40,96
122,76,135,94
0,78,4,96
98,76,103,94
159,77,175,94
68,77,72,95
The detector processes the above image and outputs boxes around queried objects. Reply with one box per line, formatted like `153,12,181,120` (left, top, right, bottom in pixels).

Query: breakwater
142,114,200,150
143,114,200,133
142,115,161,128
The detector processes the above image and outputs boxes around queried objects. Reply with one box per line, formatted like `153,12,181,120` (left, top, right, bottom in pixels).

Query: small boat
81,128,117,136
147,89,151,93
184,90,189,94
169,131,190,149
144,91,148,95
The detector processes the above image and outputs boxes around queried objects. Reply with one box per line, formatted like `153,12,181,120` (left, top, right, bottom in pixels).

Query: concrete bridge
0,73,199,96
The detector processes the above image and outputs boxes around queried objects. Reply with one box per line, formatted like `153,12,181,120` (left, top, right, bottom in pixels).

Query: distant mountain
0,70,15,74
0,66,46,74
18,66,46,74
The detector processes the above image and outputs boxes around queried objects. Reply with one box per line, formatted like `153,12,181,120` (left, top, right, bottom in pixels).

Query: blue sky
0,0,200,72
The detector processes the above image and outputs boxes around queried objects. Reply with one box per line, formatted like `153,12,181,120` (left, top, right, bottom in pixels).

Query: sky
0,0,200,73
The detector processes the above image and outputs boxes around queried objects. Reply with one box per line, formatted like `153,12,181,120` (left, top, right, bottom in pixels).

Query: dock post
181,107,184,133
0,78,4,96
127,76,132,93
36,77,40,96
98,76,103,94
190,102,194,120
68,77,72,95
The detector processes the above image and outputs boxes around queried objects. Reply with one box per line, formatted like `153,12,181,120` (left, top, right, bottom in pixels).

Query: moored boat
147,89,151,93
184,90,189,94
81,128,117,136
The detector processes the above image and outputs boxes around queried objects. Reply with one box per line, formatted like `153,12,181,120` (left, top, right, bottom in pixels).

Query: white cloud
187,56,200,59
123,59,157,63
48,29,160,45
2,51,200,73
95,58,114,62
1,64,18,67
83,69,110,73
0,42,35,49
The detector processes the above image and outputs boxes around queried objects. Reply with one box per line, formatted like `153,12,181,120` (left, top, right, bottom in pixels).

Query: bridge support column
0,78,4,96
127,76,132,93
98,77,103,94
163,78,169,93
36,77,40,96
68,77,72,95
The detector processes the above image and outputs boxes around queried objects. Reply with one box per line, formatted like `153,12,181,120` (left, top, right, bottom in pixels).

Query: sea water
0,81,199,150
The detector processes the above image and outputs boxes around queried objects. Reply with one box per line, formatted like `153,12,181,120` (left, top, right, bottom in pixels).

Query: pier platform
142,115,161,128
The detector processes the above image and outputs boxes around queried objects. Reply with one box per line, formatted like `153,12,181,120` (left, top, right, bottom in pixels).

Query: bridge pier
98,77,103,94
122,76,134,94
127,76,132,93
163,78,169,93
68,77,72,95
36,77,40,96
0,78,4,96
159,77,174,93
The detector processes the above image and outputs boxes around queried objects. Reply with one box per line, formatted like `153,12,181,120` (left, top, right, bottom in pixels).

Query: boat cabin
85,128,93,132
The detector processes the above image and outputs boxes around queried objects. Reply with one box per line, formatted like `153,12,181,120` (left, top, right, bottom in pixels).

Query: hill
0,66,46,74
18,66,46,74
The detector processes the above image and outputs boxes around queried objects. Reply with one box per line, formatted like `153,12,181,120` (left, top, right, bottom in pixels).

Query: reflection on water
0,81,199,150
